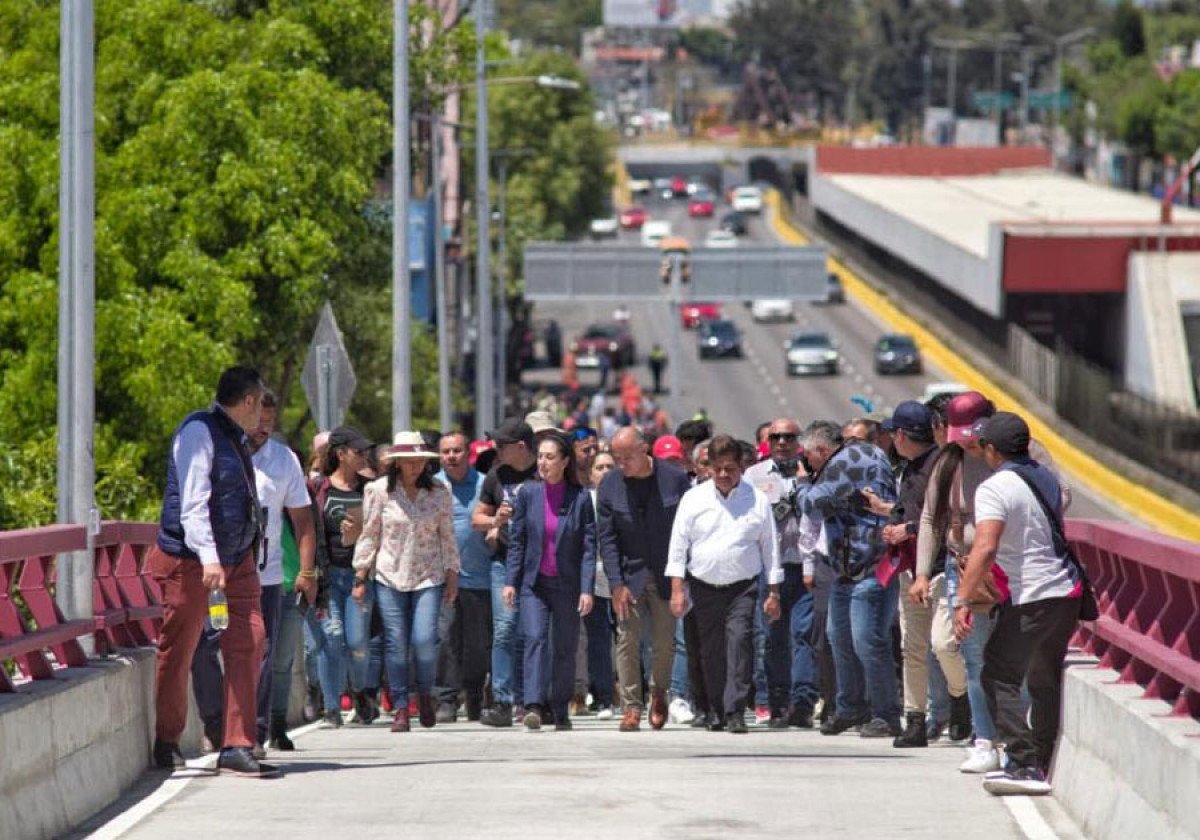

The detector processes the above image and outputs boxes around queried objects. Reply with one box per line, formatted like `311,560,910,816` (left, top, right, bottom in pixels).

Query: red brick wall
815,146,1051,176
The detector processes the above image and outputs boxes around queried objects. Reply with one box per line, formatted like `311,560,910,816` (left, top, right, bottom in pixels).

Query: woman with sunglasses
502,433,597,730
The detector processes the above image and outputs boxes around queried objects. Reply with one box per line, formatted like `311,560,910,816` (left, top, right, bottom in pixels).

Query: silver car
785,332,839,376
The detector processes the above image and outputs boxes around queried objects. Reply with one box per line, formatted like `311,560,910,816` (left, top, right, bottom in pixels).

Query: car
629,177,652,195
697,319,743,358
619,205,648,230
685,180,708,196
923,382,969,402
652,177,673,200
681,301,721,329
641,219,672,248
589,215,619,239
785,331,839,376
731,185,764,214
825,272,845,304
874,333,923,375
670,176,688,197
751,299,794,322
687,188,716,218
704,229,738,248
571,323,636,369
720,211,748,236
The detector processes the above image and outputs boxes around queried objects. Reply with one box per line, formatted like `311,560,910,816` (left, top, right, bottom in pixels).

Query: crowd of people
148,365,1092,799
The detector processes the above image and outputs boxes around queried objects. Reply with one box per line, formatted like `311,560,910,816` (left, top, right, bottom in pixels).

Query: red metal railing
1,522,161,692
1068,519,1200,720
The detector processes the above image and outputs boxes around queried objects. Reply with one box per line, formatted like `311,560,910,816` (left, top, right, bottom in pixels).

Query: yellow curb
764,190,1200,540
613,158,632,209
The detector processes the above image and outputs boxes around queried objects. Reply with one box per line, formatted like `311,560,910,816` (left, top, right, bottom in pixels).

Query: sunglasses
768,433,798,442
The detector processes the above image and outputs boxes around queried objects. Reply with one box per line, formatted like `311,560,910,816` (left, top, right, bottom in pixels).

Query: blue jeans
671,618,689,699
753,576,769,707
928,646,950,724
764,565,819,715
316,566,371,711
827,575,901,724
364,582,444,706
270,590,306,719
489,561,523,705
945,561,996,740
585,596,614,707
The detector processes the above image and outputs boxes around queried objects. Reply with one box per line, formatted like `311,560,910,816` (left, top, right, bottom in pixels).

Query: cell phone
294,590,311,615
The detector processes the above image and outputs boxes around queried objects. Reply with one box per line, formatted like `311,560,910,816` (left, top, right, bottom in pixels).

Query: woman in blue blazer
503,432,596,731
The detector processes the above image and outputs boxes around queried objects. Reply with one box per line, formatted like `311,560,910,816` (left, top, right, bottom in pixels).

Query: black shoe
152,738,185,770
268,717,295,752
465,695,483,721
555,718,573,731
323,709,343,728
726,713,748,734
948,693,973,742
480,703,513,728
820,713,869,736
216,746,279,778
893,712,928,748
926,717,945,742
436,703,457,724
860,717,902,738
690,712,711,728
767,715,790,730
787,707,814,729
707,715,726,732
202,720,223,753
353,690,380,725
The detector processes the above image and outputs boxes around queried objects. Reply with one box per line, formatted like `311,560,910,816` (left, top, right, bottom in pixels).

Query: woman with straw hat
353,431,461,733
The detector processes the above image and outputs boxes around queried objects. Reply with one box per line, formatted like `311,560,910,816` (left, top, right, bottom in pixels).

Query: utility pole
495,154,508,426
1019,46,1032,139
393,0,411,433
432,112,451,432
931,37,973,118
474,3,493,435
56,0,97,640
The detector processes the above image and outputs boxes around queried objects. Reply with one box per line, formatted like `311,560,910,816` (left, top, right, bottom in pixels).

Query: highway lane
520,187,1120,520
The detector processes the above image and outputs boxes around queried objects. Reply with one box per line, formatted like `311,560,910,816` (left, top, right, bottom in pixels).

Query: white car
628,177,652,195
589,216,619,239
731,186,764,214
641,220,672,248
704,229,738,248
751,299,794,322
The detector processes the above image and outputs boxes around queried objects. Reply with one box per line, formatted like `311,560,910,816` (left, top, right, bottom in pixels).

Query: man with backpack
954,412,1088,797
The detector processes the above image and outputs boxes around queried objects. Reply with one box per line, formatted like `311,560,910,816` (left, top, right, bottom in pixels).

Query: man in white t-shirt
192,392,316,754
953,412,1081,798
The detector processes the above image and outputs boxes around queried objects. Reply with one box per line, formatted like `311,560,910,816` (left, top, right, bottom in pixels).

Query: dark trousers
193,582,281,746
435,587,493,706
584,596,614,706
521,575,581,716
811,567,837,720
688,575,758,719
649,361,664,394
152,548,264,749
764,564,819,715
982,596,1080,771
683,610,709,713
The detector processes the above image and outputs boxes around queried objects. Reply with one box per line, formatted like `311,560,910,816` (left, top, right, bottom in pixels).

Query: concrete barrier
1054,664,1200,840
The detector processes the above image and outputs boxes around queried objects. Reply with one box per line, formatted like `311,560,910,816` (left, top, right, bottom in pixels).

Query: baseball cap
524,410,564,436
882,400,933,436
327,425,373,452
976,411,1031,456
946,391,995,444
488,417,534,448
652,435,685,462
468,439,495,466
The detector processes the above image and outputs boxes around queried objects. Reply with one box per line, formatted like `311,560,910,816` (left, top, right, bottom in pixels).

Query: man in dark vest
150,366,273,777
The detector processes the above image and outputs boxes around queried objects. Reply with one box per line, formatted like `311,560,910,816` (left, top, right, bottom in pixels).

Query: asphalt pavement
522,191,1121,521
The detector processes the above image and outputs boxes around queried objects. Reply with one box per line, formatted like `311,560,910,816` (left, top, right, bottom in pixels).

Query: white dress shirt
252,438,312,586
173,419,222,566
665,480,783,586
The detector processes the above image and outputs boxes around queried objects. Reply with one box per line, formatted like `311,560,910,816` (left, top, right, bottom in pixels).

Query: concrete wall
1124,253,1199,411
1054,665,1200,840
810,173,1003,317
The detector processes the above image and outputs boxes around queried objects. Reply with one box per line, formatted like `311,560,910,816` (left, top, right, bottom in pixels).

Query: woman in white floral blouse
352,431,460,733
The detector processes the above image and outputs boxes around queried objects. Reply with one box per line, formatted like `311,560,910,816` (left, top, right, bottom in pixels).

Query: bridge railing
1,521,161,692
1068,519,1200,719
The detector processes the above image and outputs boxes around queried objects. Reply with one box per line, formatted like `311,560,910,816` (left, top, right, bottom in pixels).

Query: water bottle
208,589,229,630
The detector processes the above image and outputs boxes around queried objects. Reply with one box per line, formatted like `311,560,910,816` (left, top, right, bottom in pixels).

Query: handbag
949,467,1002,615
1011,469,1100,622
874,537,915,588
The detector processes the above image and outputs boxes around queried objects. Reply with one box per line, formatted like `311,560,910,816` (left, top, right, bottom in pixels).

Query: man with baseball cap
473,418,538,726
954,412,1083,796
652,434,685,465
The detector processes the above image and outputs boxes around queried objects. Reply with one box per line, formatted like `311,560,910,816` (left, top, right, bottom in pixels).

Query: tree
1112,0,1147,57
495,0,602,54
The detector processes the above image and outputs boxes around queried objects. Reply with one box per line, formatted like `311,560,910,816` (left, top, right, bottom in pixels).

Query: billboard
603,0,697,28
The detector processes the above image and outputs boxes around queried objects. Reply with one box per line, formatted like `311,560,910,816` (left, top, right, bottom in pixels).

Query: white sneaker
668,697,694,725
960,739,1001,774
983,766,1051,796
595,707,614,721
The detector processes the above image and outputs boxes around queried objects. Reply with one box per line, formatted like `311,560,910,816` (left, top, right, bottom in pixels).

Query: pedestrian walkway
75,714,1083,839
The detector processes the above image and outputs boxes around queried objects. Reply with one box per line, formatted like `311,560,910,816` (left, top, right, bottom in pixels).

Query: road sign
301,301,357,432
523,244,829,302
971,90,1015,112
1028,89,1072,111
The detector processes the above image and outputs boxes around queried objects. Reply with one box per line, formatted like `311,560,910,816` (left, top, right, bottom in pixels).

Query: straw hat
381,431,437,461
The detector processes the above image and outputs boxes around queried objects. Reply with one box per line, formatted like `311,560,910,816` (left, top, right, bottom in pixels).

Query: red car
619,206,648,230
687,189,716,217
571,323,637,368
670,176,688,197
681,301,721,329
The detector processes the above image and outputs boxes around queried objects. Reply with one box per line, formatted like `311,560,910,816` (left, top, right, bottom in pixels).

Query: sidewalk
75,713,1082,839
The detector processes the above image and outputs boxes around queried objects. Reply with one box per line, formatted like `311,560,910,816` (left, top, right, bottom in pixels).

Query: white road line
769,384,781,396
1002,795,1063,840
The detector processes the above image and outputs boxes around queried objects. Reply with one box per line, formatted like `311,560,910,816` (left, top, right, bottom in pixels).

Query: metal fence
1007,325,1200,491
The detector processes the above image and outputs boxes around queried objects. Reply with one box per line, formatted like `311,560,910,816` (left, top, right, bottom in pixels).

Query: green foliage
1112,0,1147,57
495,0,601,54
1155,69,1200,160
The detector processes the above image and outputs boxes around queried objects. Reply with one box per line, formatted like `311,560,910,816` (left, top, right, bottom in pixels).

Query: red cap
756,441,771,461
468,439,495,466
946,391,994,444
652,435,685,462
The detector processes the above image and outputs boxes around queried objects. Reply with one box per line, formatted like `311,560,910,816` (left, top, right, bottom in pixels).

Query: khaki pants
899,571,967,714
614,584,675,710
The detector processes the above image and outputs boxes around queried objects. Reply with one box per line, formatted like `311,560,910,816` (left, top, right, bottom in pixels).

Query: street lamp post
393,0,411,434
474,6,493,436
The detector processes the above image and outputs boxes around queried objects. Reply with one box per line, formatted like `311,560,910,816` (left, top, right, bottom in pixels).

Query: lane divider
764,190,1200,540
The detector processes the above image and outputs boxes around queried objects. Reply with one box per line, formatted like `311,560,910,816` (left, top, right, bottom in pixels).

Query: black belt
686,574,757,591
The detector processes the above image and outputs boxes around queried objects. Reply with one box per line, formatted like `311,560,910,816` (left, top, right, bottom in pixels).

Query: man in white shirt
191,392,316,755
954,412,1083,797
667,435,783,733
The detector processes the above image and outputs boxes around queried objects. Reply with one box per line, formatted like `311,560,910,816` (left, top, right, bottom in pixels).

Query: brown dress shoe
417,693,437,729
619,706,642,732
649,689,668,730
391,709,410,733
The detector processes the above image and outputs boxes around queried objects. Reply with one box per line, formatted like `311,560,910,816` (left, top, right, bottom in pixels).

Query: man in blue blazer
596,427,692,731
